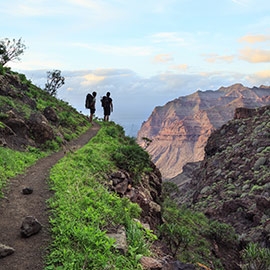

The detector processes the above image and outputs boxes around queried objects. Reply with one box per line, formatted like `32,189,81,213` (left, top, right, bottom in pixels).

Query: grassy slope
46,122,155,270
0,67,90,196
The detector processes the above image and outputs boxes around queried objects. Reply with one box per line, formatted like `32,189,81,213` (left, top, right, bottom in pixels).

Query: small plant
141,136,152,149
162,181,179,199
241,242,270,270
203,219,238,247
159,222,193,257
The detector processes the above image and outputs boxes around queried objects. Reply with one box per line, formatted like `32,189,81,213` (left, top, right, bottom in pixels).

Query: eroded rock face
109,165,162,231
137,84,270,179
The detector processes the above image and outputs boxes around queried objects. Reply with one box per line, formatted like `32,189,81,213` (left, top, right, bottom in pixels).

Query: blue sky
1,0,270,136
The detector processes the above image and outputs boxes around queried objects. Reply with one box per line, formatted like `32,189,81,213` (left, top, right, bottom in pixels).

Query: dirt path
0,123,100,270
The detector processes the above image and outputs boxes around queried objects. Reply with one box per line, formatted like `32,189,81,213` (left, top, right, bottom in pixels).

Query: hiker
85,91,97,123
101,92,113,121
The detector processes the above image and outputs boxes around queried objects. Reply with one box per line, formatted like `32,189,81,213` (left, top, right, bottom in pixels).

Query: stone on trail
0,243,15,258
20,216,42,238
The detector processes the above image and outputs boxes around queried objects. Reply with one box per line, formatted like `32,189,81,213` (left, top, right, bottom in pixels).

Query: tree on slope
44,70,65,96
0,38,26,66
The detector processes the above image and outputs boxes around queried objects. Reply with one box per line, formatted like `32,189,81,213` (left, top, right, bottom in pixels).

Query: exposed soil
0,123,100,270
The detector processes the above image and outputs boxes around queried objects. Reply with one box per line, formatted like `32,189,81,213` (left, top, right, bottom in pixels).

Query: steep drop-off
137,84,270,179
172,105,270,253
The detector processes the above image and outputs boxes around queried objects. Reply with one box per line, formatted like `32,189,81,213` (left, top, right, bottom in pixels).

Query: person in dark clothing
101,92,113,121
87,91,97,123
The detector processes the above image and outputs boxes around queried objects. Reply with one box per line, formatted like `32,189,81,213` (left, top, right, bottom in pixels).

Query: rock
0,243,15,258
254,157,267,170
256,196,270,212
20,216,42,238
22,187,33,195
140,256,162,270
106,226,127,255
234,107,255,119
28,112,55,144
44,106,58,123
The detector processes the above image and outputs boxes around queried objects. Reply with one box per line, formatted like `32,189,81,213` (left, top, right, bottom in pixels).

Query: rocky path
0,123,100,270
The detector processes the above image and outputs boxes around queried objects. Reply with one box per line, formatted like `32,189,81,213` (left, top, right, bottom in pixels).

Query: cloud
150,32,187,45
81,74,105,86
239,47,270,63
22,67,270,136
203,54,235,63
170,64,188,71
239,34,270,43
153,54,174,63
255,70,270,78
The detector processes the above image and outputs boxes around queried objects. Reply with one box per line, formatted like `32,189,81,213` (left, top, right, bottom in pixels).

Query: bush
203,219,238,247
111,142,152,182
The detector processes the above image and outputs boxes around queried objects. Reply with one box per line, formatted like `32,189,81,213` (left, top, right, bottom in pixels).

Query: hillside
0,67,90,151
137,84,270,179
2,68,269,269
170,105,270,268
0,68,167,269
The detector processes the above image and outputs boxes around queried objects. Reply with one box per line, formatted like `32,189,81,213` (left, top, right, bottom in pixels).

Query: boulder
44,106,58,123
20,216,42,238
28,113,54,144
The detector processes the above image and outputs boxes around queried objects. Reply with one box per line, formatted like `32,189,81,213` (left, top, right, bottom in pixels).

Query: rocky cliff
137,84,270,179
171,105,270,255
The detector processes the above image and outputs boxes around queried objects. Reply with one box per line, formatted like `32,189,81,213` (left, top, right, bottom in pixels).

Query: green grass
0,146,46,197
46,122,155,270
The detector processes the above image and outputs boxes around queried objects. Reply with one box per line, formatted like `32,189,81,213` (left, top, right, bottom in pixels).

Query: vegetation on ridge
46,122,155,269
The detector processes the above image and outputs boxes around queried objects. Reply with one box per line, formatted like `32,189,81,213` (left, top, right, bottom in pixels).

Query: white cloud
239,34,270,43
22,68,270,136
239,47,270,63
153,54,174,63
203,54,235,63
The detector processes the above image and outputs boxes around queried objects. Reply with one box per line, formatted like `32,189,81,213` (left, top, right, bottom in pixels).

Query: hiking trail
0,123,100,270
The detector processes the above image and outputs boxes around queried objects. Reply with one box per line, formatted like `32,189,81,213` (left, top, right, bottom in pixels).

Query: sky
1,0,270,136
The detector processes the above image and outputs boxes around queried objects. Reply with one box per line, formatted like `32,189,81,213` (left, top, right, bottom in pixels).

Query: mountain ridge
137,84,270,179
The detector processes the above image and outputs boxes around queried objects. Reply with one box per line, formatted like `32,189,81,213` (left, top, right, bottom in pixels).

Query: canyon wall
137,84,270,179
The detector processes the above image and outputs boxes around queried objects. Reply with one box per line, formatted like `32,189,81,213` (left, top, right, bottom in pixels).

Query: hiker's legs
90,108,95,123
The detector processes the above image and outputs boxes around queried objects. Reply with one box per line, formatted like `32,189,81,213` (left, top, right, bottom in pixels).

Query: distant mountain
137,84,270,179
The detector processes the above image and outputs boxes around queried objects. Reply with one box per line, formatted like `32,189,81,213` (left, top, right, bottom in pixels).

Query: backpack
85,93,93,109
101,96,110,108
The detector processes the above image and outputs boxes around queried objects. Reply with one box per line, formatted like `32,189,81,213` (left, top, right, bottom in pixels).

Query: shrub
203,219,238,247
242,242,270,270
111,142,152,182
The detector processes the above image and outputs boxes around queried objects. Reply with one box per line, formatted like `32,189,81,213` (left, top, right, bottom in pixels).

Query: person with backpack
85,91,97,123
101,92,113,121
